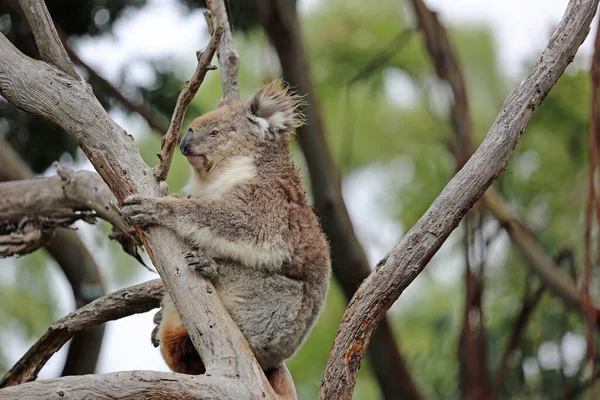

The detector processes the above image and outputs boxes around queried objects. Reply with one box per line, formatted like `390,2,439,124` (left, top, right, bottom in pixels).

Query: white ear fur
247,80,305,137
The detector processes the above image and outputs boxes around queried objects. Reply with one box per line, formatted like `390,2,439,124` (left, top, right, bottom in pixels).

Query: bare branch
318,0,599,398
0,164,142,260
0,370,228,400
261,3,424,399
154,27,222,181
0,280,164,388
206,0,240,100
17,0,77,79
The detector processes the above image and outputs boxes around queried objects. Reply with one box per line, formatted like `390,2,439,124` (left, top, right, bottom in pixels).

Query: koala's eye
208,129,219,138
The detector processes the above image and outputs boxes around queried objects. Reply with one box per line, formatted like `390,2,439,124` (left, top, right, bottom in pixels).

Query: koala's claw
121,194,160,228
185,251,217,279
151,325,160,347
150,308,163,347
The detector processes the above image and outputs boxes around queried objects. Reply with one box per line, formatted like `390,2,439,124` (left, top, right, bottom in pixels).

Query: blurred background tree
0,0,598,399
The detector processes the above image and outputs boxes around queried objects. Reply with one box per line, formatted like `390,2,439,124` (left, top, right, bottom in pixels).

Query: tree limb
154,26,222,181
318,0,599,398
206,0,240,100
17,0,77,79
0,280,164,388
261,2,424,399
0,8,280,400
0,139,107,379
0,370,228,400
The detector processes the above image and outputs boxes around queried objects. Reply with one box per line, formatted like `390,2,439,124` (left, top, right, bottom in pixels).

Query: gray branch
207,0,240,100
318,0,600,398
0,370,228,400
17,0,77,79
0,280,164,388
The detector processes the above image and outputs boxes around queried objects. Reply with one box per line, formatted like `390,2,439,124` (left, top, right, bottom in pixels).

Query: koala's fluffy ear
247,80,305,138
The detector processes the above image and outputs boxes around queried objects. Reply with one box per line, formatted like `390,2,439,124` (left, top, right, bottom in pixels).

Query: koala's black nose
180,130,193,156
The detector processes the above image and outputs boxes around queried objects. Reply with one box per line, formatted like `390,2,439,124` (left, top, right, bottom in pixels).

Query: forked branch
154,26,223,181
206,0,240,100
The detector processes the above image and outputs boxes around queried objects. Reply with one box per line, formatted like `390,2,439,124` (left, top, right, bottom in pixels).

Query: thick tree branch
0,370,228,400
0,280,164,388
206,0,240,100
0,163,142,260
318,0,599,398
0,140,107,379
261,2,424,399
154,26,222,181
17,0,77,79
0,14,280,400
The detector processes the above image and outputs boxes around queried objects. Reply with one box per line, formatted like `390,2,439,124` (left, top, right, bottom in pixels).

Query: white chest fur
185,156,257,200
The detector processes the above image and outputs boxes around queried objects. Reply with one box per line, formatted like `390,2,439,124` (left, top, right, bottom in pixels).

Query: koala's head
180,81,304,171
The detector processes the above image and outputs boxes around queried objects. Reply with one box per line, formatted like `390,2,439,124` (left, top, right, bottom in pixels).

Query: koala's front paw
121,194,161,228
185,250,217,280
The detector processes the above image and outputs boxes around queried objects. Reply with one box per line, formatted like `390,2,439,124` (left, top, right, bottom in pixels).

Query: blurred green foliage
0,0,598,398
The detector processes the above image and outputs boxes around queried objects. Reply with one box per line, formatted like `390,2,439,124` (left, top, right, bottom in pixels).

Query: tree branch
154,26,222,181
318,0,599,398
206,0,240,100
17,0,77,79
261,2,424,399
0,163,142,260
0,12,279,400
0,370,228,400
0,139,107,379
0,280,164,388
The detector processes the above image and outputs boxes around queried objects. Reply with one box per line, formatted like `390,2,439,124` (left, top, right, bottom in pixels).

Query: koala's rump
215,260,313,369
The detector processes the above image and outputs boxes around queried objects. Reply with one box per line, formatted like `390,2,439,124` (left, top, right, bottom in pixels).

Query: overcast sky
1,0,594,381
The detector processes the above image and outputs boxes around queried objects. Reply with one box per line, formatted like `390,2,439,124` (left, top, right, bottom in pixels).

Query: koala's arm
122,189,290,268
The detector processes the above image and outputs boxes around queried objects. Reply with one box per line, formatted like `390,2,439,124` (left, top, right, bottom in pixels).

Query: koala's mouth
186,154,214,171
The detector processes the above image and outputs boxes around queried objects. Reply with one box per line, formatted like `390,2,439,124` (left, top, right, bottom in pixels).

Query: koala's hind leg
157,296,205,375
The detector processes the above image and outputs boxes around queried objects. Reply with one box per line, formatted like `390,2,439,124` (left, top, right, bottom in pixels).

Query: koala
121,81,331,374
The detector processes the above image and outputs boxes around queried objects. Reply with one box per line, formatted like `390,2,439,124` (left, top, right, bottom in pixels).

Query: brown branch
206,0,240,100
17,0,77,79
485,191,600,323
261,3,424,399
0,7,282,399
0,280,164,388
0,140,107,378
491,285,545,396
0,370,228,400
154,26,222,181
318,0,599,398
584,13,600,399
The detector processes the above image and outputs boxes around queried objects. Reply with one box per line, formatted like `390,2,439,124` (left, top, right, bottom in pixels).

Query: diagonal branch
154,26,222,181
206,0,240,100
17,0,77,79
0,280,164,388
318,0,599,398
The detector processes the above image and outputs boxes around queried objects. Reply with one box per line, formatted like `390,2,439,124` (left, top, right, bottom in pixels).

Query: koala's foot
185,250,217,280
150,308,163,348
